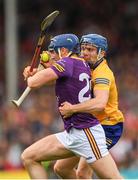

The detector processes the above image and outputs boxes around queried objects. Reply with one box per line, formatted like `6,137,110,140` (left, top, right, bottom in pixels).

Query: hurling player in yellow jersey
54,34,124,179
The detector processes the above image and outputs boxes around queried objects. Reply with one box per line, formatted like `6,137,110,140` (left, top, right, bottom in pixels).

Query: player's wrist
71,105,77,114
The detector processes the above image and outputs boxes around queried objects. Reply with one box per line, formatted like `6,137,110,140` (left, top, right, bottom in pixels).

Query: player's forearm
39,61,56,86
72,98,106,114
28,68,58,88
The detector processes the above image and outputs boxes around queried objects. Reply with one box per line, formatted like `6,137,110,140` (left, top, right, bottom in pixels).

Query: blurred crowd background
0,0,138,178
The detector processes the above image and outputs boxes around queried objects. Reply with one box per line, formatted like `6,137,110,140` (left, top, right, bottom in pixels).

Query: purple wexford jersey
51,56,99,132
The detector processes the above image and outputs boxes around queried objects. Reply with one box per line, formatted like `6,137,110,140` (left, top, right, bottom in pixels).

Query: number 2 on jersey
78,73,91,103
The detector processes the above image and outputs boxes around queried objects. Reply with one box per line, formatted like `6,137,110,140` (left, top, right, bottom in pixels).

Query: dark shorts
102,122,123,150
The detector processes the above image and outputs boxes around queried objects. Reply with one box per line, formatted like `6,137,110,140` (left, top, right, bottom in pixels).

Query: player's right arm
59,67,112,118
59,89,109,118
73,89,109,113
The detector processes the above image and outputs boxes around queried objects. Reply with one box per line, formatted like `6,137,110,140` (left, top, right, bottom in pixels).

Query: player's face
48,50,60,62
81,44,98,63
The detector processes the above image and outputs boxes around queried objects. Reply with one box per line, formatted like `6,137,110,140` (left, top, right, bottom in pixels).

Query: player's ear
101,50,105,57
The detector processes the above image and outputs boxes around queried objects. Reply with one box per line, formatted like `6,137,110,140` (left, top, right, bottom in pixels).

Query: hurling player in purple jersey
21,34,122,179
54,34,124,179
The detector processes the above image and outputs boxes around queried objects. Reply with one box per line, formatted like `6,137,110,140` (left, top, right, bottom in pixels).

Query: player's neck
91,58,104,70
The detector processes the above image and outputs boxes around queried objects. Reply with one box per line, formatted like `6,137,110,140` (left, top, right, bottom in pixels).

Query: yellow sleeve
93,69,112,91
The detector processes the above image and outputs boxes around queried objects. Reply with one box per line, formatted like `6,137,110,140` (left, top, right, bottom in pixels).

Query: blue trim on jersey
102,122,123,149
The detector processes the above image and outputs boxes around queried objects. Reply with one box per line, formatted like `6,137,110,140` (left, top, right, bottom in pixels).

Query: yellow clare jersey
92,59,124,125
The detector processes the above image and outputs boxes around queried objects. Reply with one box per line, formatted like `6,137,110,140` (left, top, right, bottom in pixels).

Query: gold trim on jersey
53,63,65,72
83,128,102,160
106,138,112,144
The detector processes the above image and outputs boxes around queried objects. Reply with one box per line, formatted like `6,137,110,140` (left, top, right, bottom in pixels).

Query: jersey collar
89,58,106,70
71,55,84,61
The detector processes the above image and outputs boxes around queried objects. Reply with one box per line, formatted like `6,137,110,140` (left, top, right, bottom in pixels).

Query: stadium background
0,0,138,179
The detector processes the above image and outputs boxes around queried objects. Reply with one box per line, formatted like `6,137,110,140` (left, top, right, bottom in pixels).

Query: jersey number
78,73,91,103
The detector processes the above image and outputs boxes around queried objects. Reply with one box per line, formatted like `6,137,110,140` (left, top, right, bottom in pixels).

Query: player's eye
87,48,91,51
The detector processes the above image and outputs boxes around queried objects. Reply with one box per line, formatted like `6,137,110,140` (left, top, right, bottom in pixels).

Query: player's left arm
27,67,58,88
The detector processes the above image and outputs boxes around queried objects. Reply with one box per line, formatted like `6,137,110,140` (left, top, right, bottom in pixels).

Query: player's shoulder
54,57,75,72
99,59,113,73
57,57,72,65
62,56,87,66
93,59,114,79
60,57,74,64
